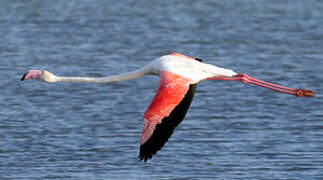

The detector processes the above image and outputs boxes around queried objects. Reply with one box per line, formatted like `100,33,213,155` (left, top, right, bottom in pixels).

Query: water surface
1,1,323,179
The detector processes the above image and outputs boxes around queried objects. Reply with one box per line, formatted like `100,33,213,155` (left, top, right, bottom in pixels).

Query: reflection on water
1,1,323,179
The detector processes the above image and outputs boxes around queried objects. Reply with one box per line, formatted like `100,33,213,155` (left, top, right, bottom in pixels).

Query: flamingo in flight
21,52,315,162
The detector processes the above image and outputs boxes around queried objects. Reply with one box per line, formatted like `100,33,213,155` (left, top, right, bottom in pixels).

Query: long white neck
53,67,151,83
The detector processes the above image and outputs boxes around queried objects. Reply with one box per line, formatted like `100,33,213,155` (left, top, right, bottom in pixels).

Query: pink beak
21,70,43,81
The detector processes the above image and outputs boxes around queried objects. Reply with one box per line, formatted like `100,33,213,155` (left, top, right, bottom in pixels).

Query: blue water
1,1,323,179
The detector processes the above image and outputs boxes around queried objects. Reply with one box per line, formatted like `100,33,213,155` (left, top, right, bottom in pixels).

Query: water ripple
1,0,323,179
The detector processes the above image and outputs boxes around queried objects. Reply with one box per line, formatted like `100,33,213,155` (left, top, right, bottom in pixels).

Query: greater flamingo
21,52,315,162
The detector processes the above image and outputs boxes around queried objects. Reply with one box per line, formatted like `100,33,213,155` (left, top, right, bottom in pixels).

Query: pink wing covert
139,71,196,161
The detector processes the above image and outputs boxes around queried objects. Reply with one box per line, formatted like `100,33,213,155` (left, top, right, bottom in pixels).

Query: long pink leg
207,73,315,97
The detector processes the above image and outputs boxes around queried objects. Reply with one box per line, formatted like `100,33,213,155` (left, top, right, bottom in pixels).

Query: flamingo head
21,70,57,83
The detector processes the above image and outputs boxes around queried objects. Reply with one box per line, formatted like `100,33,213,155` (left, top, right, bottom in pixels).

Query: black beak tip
21,73,27,81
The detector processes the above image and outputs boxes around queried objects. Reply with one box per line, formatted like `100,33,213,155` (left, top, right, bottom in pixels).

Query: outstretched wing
139,71,196,162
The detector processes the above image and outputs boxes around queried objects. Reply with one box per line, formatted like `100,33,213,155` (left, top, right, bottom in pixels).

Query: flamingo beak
20,70,43,81
20,73,28,81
